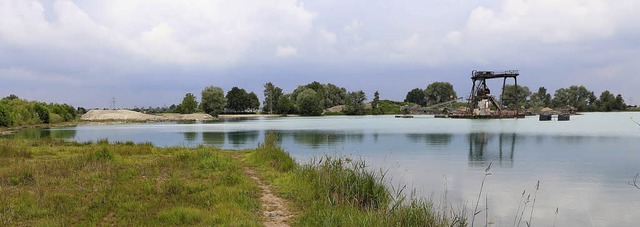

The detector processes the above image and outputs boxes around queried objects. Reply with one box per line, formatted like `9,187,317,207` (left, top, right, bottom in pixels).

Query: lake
6,112,640,226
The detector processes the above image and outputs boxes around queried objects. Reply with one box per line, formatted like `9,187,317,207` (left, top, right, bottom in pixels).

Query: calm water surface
8,112,640,226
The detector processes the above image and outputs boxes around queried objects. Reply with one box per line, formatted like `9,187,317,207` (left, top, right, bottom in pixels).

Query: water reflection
287,131,364,148
5,128,77,140
183,132,198,141
468,132,515,168
405,133,453,146
202,132,225,146
227,131,259,148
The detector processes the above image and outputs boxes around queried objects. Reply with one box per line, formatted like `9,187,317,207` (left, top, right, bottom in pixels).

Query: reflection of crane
468,133,516,168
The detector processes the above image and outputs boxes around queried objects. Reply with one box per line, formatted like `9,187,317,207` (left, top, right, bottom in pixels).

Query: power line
110,97,116,110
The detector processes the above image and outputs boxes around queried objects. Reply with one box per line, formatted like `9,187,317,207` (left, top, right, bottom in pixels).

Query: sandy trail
243,166,293,227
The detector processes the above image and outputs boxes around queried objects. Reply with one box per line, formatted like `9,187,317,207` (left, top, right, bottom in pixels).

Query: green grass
0,138,261,226
247,131,467,226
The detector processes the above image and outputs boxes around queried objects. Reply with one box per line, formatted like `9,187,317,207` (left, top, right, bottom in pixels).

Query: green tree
404,88,426,106
201,86,226,117
344,91,367,115
290,81,349,109
34,103,50,124
615,94,626,111
178,93,198,114
263,82,283,114
248,92,260,111
424,82,457,106
3,94,18,101
277,94,297,114
552,86,597,111
597,90,616,111
530,87,552,108
226,87,251,113
501,85,531,108
296,88,323,116
371,91,383,115
50,103,76,121
0,103,14,127
324,83,347,108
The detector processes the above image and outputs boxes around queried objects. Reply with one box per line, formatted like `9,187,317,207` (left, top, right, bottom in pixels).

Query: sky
1,0,639,108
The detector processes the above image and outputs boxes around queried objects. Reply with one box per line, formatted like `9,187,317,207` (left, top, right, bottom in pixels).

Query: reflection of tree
227,131,259,146
291,131,362,148
183,132,197,141
405,133,453,146
48,129,77,140
468,133,516,168
202,132,225,146
9,128,77,140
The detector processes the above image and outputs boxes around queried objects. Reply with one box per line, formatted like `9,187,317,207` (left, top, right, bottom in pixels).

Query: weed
527,180,540,227
163,177,186,196
8,171,35,186
629,173,640,189
553,207,559,227
471,162,491,227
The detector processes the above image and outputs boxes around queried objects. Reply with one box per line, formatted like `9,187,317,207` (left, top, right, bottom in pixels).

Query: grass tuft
158,207,205,225
86,146,115,162
251,131,295,172
8,171,35,186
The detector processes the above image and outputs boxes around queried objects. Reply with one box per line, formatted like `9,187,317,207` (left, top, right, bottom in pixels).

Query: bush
34,103,50,124
0,103,13,127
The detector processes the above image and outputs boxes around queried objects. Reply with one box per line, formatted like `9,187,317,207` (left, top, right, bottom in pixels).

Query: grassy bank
1,133,466,226
0,139,261,226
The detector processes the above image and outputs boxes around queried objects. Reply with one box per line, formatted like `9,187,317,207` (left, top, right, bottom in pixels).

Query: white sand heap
81,110,214,121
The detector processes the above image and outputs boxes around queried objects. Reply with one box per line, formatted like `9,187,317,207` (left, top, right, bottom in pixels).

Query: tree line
0,95,80,127
403,82,628,112
175,81,381,117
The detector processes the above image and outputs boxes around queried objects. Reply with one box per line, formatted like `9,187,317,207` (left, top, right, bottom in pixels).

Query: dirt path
243,166,293,227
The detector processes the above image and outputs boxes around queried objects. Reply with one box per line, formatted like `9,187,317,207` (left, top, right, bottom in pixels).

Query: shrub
0,103,13,127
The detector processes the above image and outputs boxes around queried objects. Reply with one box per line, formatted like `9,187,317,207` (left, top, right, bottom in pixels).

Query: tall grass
250,131,295,172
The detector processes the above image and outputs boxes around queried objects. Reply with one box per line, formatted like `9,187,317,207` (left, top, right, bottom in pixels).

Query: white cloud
275,45,297,58
317,28,337,44
0,0,316,67
465,0,616,44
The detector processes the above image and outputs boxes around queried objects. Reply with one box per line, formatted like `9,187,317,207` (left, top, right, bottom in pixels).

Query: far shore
218,113,297,119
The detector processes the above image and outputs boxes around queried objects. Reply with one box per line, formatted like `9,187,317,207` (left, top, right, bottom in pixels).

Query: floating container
539,114,552,121
558,114,570,121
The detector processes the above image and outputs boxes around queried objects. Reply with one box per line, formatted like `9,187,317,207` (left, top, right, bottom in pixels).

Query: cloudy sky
1,0,639,108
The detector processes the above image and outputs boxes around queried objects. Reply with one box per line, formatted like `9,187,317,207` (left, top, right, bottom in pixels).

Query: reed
471,162,491,227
